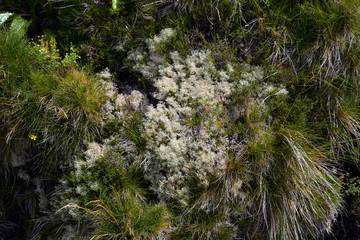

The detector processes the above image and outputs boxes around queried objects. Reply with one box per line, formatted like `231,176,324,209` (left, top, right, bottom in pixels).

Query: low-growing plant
30,34,81,73
172,207,236,240
2,0,360,239
64,188,171,240
123,30,343,239
0,27,109,170
296,0,360,76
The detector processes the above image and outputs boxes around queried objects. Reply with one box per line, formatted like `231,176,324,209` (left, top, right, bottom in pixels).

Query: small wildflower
94,0,99,3
30,134,37,141
84,3,88,7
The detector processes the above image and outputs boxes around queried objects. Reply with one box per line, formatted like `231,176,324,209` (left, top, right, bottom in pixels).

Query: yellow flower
30,134,37,141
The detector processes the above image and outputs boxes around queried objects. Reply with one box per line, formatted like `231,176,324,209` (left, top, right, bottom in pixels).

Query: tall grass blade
9,16,31,37
112,0,117,9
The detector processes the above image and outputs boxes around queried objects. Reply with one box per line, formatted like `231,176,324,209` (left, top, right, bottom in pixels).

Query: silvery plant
55,28,342,240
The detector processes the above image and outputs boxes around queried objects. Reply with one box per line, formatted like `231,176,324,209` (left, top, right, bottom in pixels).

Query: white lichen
97,68,112,81
61,28,289,207
84,142,103,166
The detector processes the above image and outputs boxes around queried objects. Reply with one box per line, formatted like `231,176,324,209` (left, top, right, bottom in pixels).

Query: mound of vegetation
1,1,360,239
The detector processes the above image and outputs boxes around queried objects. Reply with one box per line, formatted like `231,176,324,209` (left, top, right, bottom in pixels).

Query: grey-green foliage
138,29,342,239
3,0,359,238
244,127,342,239
49,137,171,240
51,29,343,240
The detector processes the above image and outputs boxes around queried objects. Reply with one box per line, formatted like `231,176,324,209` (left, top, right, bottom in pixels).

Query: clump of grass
326,102,360,163
48,139,171,239
64,188,171,240
0,26,34,90
186,123,343,239
1,68,108,167
55,69,107,124
150,0,196,14
0,27,108,169
172,207,236,240
296,0,360,75
242,125,342,240
145,0,243,35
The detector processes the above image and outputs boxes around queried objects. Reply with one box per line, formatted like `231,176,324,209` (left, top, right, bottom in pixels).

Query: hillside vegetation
1,0,360,239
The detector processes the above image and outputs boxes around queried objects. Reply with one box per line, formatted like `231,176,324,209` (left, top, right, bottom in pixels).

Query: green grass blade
9,16,31,37
112,0,117,9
